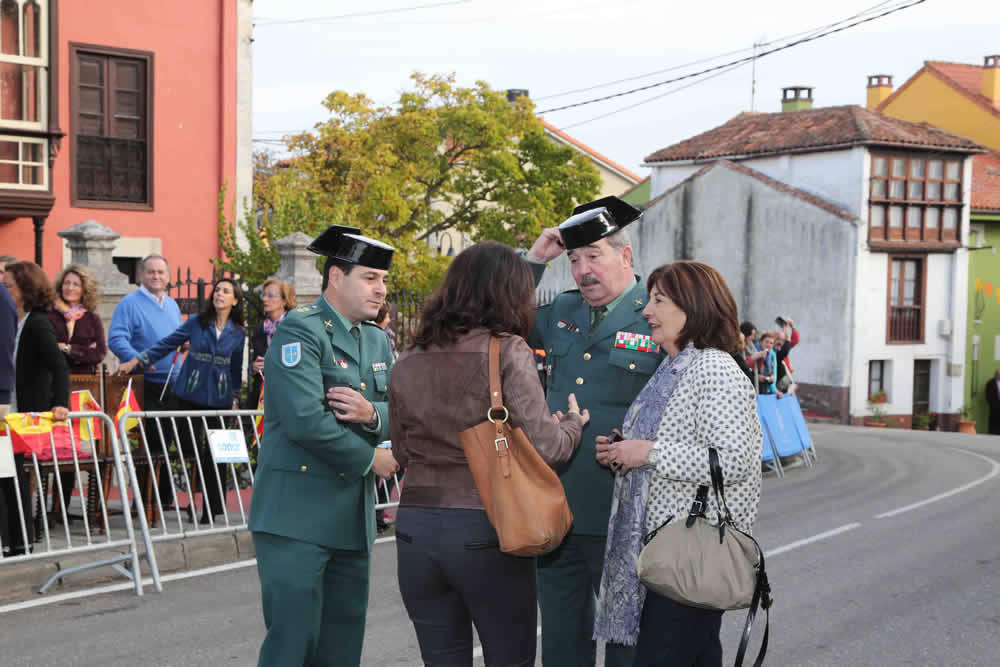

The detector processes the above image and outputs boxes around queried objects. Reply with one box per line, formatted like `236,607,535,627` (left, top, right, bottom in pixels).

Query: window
868,360,886,398
887,256,925,343
70,44,152,207
0,0,49,191
869,153,962,244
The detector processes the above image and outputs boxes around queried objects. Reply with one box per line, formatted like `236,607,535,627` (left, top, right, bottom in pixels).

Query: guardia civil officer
525,196,661,667
248,224,400,667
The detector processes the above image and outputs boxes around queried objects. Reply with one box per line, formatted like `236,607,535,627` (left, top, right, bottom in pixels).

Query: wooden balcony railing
888,305,922,342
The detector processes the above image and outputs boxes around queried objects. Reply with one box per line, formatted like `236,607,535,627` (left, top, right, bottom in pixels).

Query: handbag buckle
688,500,705,516
494,436,509,452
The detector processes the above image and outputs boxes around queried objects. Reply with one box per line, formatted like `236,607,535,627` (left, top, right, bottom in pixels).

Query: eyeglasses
261,292,283,299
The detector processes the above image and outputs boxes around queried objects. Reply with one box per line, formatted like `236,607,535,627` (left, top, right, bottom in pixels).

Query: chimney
866,75,893,109
506,89,529,103
983,56,1000,105
781,86,813,112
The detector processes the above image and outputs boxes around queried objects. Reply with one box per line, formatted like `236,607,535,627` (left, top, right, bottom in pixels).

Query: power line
536,0,926,115
255,0,471,26
533,0,900,102
559,61,751,131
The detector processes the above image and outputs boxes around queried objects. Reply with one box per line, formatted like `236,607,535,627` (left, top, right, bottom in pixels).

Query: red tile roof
644,105,983,164
645,159,857,222
973,151,1000,212
878,61,1000,120
540,119,642,183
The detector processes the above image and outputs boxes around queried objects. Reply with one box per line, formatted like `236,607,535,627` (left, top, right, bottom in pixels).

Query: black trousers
633,590,724,667
396,506,537,666
0,453,33,555
138,380,177,507
171,397,226,518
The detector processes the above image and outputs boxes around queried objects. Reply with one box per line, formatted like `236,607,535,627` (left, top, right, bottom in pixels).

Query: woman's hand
252,356,265,374
58,343,71,356
117,358,141,375
52,406,69,422
595,434,616,468
607,439,655,474
564,392,590,427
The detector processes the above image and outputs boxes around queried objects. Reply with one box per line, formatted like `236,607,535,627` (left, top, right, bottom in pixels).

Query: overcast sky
252,0,996,178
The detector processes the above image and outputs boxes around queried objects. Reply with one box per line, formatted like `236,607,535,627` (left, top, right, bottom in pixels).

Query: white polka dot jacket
625,348,764,536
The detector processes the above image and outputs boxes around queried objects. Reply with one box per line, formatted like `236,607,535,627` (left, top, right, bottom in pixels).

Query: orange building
0,0,253,280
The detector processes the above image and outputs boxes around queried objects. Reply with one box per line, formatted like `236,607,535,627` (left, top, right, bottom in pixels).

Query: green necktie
591,305,608,327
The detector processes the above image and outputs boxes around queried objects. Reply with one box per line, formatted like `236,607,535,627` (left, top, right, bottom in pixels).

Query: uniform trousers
253,531,370,667
537,532,634,667
633,589,723,666
396,506,537,666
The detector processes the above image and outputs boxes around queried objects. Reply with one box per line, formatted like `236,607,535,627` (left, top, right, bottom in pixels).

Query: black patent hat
558,195,643,250
307,225,395,270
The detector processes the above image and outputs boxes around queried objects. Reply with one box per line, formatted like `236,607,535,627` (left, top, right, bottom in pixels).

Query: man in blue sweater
109,254,182,507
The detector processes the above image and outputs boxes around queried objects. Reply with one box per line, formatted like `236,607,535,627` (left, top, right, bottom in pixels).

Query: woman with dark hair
388,241,590,666
1,262,70,556
593,261,762,666
119,278,246,524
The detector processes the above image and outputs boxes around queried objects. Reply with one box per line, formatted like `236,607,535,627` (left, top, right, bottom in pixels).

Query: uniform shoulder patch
281,342,302,367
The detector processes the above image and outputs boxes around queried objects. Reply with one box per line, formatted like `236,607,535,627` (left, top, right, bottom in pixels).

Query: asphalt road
2,424,999,666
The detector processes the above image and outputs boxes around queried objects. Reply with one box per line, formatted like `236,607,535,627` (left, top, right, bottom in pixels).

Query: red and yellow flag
3,412,85,461
116,379,142,431
254,376,265,440
70,390,102,441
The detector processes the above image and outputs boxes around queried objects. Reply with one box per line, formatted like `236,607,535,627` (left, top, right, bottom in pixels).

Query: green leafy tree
217,73,601,291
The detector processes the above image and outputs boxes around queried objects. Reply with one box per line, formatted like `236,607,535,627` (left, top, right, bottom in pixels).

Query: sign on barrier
208,429,250,464
0,432,14,478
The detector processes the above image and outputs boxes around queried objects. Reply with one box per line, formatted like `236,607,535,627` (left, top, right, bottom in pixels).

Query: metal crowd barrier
117,409,403,558
0,411,157,596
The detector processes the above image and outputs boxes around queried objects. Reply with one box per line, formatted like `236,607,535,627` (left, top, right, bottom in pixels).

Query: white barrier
0,411,157,596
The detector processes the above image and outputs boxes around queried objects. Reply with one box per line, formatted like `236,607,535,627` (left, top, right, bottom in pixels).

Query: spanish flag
4,412,81,461
116,378,142,432
254,376,265,440
70,390,103,441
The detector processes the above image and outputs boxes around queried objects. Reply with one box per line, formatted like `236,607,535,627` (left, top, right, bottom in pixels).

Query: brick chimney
983,56,1000,105
781,86,813,111
866,75,893,109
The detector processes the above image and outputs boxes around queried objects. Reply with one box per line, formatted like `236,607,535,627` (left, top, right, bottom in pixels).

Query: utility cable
536,0,926,114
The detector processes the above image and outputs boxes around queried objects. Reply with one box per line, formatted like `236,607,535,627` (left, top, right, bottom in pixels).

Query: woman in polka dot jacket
593,261,763,666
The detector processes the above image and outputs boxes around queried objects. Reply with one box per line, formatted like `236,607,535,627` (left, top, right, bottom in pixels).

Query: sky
252,0,997,179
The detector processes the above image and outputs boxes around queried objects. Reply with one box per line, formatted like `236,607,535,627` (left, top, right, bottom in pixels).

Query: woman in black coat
1,262,69,556
246,279,295,409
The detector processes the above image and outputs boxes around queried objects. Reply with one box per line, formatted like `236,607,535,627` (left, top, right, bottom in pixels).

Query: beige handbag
458,336,573,557
636,448,771,666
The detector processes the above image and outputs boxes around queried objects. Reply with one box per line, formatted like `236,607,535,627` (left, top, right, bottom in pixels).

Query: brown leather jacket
389,329,583,509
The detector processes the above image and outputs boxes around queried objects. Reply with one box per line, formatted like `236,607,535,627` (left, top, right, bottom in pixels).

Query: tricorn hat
558,195,643,250
307,224,395,271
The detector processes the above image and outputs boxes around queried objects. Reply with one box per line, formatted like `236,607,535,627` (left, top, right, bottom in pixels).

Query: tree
217,72,601,291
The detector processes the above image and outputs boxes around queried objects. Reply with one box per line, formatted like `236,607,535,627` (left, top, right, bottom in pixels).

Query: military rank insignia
281,342,302,367
371,361,388,372
557,320,579,333
615,331,660,353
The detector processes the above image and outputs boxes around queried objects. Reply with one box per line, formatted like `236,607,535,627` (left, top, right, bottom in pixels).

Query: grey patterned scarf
594,343,698,646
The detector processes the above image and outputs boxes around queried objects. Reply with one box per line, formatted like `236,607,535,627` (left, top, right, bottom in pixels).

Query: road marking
765,523,862,557
874,447,1000,519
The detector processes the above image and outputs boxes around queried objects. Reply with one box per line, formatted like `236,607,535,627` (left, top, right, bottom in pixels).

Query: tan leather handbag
458,335,573,557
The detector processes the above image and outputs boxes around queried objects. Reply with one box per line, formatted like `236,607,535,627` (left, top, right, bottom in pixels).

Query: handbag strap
735,538,772,667
488,335,504,413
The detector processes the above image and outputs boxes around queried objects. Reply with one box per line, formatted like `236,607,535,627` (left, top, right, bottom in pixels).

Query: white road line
875,447,1000,519
764,522,862,557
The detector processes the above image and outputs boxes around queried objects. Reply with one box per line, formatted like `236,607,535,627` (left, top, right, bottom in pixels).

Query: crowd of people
741,317,801,398
1,195,769,666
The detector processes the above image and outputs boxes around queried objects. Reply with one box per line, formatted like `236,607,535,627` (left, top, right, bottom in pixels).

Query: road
2,424,999,666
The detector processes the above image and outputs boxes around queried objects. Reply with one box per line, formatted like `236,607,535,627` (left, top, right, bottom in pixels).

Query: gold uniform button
629,363,636,370
300,465,308,472
583,353,592,361
360,382,367,391
576,377,584,385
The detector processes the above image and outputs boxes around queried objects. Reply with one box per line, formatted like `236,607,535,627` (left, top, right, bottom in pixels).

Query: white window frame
0,133,47,189
0,0,48,131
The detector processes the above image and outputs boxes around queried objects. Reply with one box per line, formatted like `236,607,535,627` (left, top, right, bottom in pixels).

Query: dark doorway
113,257,140,284
912,359,931,416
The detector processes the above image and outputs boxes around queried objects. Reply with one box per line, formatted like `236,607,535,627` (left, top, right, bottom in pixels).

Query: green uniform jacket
248,297,392,552
527,264,662,535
